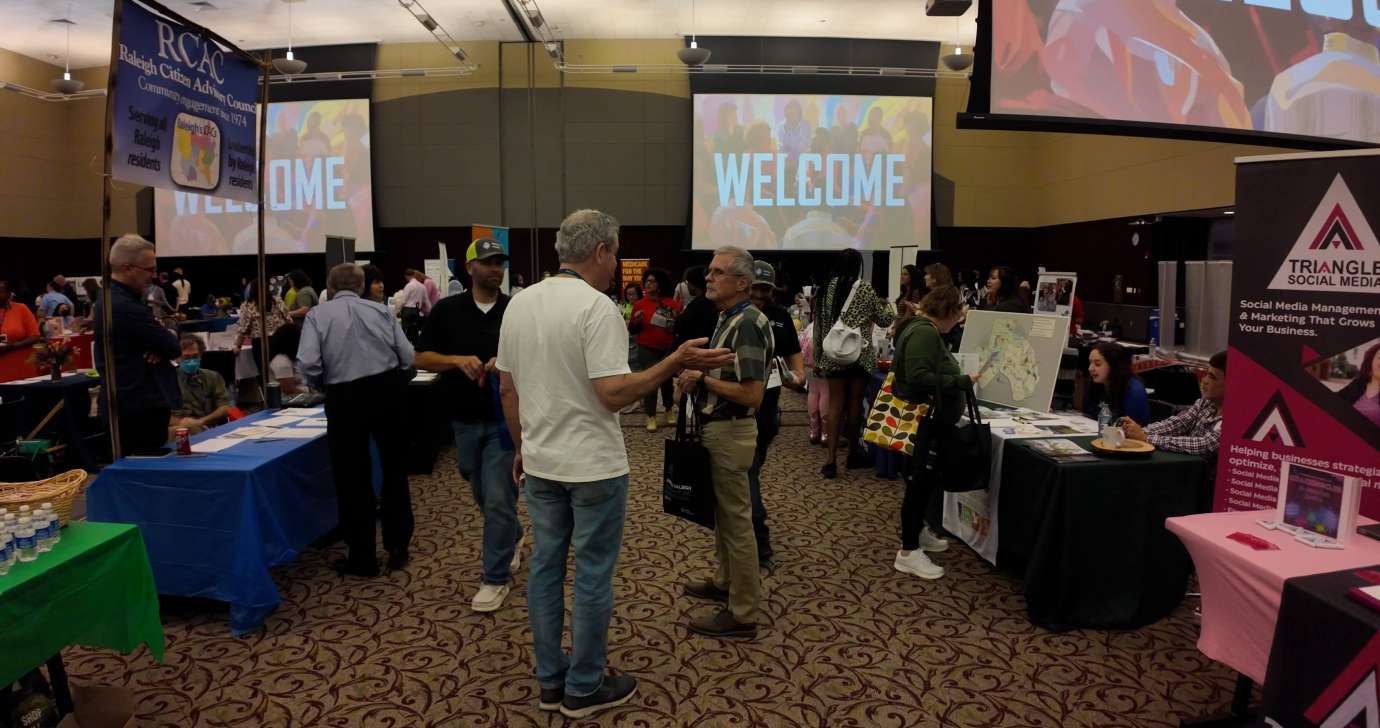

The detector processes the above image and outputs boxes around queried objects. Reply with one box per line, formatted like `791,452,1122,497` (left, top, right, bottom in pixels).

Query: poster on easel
472,224,511,293
1216,150,1380,520
957,310,1071,413
1034,272,1077,317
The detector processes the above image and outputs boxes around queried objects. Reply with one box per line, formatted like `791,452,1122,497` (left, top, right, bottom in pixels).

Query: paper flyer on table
296,418,329,427
273,428,326,439
191,437,241,454
257,415,306,427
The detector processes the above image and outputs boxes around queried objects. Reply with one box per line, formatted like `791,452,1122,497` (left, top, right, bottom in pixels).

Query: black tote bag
937,390,992,493
662,395,716,529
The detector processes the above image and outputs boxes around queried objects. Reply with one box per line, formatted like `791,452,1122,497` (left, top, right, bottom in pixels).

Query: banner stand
98,0,269,460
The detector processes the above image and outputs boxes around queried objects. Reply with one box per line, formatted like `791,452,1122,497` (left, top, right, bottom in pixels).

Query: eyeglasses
126,264,157,274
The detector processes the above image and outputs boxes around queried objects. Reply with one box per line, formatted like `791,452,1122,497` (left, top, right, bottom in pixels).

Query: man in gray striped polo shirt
676,245,774,639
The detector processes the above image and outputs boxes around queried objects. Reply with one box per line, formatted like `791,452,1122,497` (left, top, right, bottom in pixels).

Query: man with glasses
93,234,182,455
676,245,773,640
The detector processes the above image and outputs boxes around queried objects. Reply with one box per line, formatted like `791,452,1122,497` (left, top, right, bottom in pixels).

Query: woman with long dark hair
985,266,1029,313
897,265,920,305
1341,342,1380,427
362,264,388,304
628,268,682,431
1083,342,1150,425
812,249,895,479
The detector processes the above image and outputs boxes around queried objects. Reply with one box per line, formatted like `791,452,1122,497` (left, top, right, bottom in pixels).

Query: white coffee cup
1101,426,1126,448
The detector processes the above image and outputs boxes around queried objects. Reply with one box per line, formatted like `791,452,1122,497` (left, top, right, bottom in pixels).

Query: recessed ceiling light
48,18,76,25
189,1,218,10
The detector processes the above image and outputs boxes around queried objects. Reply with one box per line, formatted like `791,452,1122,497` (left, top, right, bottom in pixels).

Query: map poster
957,310,1071,412
112,0,261,202
1216,150,1380,518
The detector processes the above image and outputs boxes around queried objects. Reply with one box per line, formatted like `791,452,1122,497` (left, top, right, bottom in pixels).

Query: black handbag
936,390,992,493
662,395,716,529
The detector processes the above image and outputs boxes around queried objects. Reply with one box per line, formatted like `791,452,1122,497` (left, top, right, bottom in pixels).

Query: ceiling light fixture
941,17,973,72
677,0,711,66
50,6,84,95
397,0,477,70
272,0,307,75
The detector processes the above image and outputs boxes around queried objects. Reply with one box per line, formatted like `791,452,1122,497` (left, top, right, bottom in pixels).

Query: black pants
748,404,780,560
117,407,171,455
636,345,674,415
900,426,942,551
324,370,413,567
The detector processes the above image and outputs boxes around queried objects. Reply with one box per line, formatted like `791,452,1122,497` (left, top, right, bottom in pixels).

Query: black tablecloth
406,378,449,475
996,435,1208,630
0,374,102,470
1260,565,1380,727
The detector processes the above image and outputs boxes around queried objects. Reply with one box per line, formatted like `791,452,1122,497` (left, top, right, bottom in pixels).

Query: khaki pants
701,418,761,624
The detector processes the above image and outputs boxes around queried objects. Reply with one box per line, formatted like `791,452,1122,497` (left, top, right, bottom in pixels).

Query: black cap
467,237,508,262
752,260,781,290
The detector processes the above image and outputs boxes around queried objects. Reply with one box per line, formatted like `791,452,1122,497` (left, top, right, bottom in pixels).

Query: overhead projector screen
155,99,374,256
692,94,933,251
989,0,1380,145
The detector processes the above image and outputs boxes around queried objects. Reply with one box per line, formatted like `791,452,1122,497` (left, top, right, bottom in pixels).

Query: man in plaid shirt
1123,351,1227,455
675,245,774,640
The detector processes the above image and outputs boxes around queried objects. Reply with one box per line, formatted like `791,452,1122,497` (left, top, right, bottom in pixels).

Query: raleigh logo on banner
1268,174,1380,294
111,0,260,203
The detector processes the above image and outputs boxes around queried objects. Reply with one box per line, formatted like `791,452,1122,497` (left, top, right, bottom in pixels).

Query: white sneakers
894,549,944,580
645,415,658,432
472,583,511,612
920,526,949,553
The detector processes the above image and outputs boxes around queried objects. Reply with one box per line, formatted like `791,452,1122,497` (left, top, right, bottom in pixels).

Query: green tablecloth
996,436,1209,630
0,521,164,685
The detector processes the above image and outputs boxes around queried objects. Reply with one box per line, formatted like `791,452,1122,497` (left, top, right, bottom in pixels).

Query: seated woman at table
171,334,232,435
200,295,222,319
268,323,312,396
1082,342,1149,425
891,285,978,582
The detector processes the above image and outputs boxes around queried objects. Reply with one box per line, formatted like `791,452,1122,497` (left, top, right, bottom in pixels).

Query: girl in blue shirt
1083,342,1150,425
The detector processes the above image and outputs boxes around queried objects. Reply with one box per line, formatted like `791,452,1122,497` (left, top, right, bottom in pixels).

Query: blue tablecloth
178,316,238,333
86,409,366,634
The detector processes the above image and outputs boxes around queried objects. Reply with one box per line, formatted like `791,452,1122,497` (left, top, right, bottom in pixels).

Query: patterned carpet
64,393,1240,726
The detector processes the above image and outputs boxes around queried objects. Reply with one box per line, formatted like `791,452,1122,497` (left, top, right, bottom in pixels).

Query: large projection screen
988,0,1380,146
155,99,374,255
692,94,933,251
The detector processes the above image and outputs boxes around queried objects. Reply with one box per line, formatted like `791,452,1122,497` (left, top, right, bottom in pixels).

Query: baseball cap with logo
752,260,782,290
467,238,508,262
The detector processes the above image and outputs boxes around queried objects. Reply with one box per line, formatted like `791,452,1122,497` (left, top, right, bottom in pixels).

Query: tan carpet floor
65,394,1239,726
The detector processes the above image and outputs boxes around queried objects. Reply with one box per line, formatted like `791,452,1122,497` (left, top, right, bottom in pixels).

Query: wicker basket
0,469,89,526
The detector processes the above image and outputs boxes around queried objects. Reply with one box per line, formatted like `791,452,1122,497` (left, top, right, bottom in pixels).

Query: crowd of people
77,209,1235,720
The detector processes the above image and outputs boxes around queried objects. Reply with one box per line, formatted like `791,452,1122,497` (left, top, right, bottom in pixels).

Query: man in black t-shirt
674,265,718,347
747,261,805,565
415,238,524,614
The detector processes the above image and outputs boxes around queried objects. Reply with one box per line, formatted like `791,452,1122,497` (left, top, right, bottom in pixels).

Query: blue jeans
452,420,520,586
523,474,628,698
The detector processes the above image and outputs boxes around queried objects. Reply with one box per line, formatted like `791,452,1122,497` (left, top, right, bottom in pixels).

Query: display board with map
958,311,1071,412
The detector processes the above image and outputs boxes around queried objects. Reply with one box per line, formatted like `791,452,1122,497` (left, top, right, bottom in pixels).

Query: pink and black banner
1217,151,1380,518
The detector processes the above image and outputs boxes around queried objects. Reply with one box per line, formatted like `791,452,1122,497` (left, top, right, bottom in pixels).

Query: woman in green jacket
892,285,977,581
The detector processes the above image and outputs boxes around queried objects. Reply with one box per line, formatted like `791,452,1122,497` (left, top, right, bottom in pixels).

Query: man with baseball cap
747,261,805,566
416,237,526,612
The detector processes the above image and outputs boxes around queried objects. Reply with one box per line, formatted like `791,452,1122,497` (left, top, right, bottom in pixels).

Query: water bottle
43,507,60,549
34,510,52,553
0,530,12,575
1097,402,1113,430
15,522,37,563
16,505,29,520
1148,308,1160,348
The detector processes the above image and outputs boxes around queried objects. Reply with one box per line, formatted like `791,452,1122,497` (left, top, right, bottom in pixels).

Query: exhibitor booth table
87,409,370,634
1166,510,1380,684
0,371,103,471
0,521,164,713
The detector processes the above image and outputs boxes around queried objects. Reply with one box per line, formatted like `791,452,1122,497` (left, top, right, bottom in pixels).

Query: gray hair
110,234,155,267
713,245,754,279
555,209,619,264
327,263,365,295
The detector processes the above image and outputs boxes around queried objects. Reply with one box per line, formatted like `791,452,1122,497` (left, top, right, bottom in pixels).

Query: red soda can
175,427,191,455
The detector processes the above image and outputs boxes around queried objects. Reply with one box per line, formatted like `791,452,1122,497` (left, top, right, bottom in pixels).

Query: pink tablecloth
1166,510,1380,684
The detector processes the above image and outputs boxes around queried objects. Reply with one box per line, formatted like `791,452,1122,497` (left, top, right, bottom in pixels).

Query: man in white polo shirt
497,209,731,720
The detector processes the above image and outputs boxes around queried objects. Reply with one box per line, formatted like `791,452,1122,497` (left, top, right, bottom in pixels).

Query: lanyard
557,268,584,282
710,298,752,342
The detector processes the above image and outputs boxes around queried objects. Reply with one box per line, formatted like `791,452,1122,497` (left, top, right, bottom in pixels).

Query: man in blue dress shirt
299,263,417,577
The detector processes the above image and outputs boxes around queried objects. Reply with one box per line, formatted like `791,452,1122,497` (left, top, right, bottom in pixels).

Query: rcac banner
112,0,260,202
1217,150,1380,518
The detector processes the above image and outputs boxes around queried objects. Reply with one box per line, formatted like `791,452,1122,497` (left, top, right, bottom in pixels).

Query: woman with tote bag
890,285,977,580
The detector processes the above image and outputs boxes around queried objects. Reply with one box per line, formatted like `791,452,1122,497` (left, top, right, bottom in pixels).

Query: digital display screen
155,99,374,255
692,94,933,251
989,0,1380,144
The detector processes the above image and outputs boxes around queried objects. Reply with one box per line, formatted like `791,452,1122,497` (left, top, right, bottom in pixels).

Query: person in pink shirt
400,270,432,315
415,270,441,307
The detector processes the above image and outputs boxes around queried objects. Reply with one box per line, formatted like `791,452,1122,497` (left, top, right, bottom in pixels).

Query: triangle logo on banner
1303,632,1380,727
1244,391,1305,448
1268,174,1380,294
